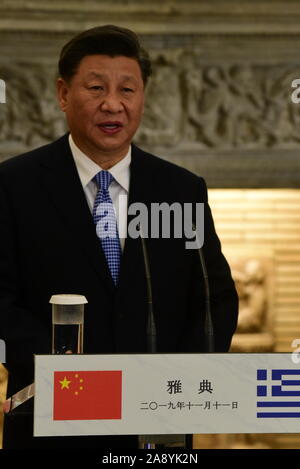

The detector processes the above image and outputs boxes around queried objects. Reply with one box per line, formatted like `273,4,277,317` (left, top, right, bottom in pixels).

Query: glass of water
50,294,87,354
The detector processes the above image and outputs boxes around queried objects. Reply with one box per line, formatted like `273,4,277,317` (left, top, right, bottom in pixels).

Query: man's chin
86,139,130,160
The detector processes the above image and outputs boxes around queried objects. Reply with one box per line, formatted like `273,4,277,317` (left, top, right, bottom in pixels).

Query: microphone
138,223,157,354
193,223,214,352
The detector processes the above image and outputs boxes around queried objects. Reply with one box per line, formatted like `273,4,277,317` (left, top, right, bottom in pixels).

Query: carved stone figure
234,259,267,333
0,63,66,155
136,65,181,146
230,257,274,353
183,66,231,147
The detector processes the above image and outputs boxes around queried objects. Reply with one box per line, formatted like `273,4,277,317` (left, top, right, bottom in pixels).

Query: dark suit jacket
0,134,238,448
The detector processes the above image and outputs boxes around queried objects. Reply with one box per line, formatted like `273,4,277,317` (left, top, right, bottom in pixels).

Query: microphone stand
139,227,157,449
192,222,214,353
140,231,157,355
138,226,187,449
196,247,214,353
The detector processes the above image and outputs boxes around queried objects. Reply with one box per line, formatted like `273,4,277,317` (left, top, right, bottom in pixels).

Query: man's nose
100,92,123,113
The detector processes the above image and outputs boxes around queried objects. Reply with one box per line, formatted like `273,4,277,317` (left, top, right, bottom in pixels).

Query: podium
25,352,300,440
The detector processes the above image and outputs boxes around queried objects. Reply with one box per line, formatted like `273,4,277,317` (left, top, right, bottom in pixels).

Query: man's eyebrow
86,72,106,80
85,72,138,83
120,75,139,84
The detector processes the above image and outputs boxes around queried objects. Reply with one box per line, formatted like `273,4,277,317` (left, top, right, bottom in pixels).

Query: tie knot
95,170,113,190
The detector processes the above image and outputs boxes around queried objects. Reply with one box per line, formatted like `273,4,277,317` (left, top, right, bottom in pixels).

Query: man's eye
90,86,103,91
122,88,134,93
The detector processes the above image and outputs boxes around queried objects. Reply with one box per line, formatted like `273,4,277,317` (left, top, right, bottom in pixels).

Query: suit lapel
39,134,115,294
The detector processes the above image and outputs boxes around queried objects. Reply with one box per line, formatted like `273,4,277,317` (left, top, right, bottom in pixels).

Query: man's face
57,54,145,161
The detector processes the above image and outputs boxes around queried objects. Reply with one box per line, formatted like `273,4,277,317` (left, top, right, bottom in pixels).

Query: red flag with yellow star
53,371,122,420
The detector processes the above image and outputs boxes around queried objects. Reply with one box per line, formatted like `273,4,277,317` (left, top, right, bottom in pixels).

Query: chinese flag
53,370,122,420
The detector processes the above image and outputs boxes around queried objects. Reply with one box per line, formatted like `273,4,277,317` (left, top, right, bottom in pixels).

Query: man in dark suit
0,25,238,448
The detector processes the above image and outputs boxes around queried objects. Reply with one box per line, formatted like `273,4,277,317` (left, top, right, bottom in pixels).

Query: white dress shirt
68,134,130,250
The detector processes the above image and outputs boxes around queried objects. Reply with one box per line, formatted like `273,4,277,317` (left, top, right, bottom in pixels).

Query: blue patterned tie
93,171,121,285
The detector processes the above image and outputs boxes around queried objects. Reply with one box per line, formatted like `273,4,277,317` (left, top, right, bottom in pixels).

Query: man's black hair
58,24,152,85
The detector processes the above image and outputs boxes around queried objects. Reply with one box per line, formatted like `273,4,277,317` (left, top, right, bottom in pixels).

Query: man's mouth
97,122,123,134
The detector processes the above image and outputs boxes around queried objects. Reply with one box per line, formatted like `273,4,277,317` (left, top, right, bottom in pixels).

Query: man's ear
56,77,69,112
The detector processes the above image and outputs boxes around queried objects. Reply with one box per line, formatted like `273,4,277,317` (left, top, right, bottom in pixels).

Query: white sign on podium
34,353,300,437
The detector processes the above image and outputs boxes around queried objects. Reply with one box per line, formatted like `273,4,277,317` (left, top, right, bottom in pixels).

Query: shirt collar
69,133,131,192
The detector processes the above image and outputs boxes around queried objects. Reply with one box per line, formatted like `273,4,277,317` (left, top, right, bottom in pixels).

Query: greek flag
257,369,300,418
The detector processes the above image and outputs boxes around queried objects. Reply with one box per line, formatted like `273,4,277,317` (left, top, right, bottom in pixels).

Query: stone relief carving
136,57,300,150
1,54,300,158
135,64,182,146
0,63,66,155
